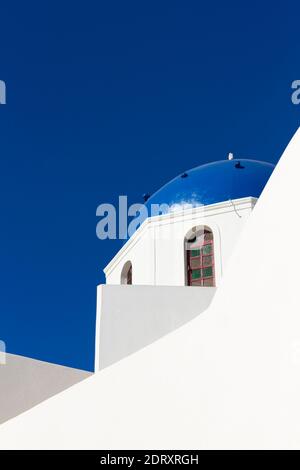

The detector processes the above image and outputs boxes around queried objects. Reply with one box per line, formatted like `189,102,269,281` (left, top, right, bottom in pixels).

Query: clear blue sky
0,1,299,370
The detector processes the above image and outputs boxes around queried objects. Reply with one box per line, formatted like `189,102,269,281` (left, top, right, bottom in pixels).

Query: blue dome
145,159,275,214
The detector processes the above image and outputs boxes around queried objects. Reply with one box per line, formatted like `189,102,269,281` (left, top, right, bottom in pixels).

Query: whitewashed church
0,152,275,428
96,156,274,370
3,129,300,450
105,157,274,288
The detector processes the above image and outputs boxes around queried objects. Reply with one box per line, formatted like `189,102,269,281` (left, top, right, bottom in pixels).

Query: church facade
96,158,275,370
104,158,274,288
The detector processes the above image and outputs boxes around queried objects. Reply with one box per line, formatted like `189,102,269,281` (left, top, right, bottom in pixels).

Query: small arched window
121,261,132,285
185,227,215,287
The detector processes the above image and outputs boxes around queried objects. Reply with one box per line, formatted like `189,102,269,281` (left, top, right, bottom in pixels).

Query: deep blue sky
0,1,299,371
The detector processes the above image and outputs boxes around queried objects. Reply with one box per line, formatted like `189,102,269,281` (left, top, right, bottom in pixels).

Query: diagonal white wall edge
0,128,300,449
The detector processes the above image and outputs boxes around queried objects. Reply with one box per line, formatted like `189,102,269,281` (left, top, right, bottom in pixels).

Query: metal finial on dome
228,152,234,160
142,193,151,202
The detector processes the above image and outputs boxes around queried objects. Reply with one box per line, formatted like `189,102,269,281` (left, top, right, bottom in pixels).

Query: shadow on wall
0,353,91,424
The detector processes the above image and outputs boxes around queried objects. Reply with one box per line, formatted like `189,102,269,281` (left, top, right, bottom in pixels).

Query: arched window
121,261,132,285
185,227,215,287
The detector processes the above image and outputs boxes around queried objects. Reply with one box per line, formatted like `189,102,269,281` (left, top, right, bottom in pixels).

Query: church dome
145,159,275,213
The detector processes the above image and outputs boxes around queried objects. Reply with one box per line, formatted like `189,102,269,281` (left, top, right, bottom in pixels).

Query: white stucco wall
104,197,256,287
95,284,216,370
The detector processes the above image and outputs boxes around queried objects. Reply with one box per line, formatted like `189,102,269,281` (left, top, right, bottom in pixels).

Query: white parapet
95,284,216,370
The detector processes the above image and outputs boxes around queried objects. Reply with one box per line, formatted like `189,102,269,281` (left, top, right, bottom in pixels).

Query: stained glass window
186,228,215,287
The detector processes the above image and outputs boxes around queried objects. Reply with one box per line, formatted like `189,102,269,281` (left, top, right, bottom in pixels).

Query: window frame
186,229,215,287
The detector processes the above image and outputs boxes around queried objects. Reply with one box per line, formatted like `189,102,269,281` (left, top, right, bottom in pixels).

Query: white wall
0,129,298,449
105,198,256,287
95,284,216,370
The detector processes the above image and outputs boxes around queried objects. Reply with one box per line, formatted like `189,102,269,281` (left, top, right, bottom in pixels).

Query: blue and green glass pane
202,255,212,267
202,267,213,278
202,244,212,255
191,269,201,279
191,258,200,268
190,249,200,257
